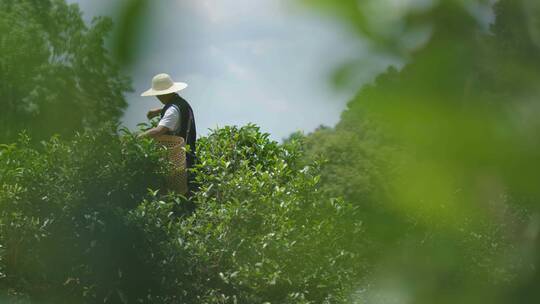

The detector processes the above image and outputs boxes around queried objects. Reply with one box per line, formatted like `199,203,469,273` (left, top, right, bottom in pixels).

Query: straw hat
141,73,188,97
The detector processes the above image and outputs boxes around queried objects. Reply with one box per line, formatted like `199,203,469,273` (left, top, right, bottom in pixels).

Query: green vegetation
1,125,365,303
0,0,130,142
298,0,540,302
0,126,169,302
2,0,540,303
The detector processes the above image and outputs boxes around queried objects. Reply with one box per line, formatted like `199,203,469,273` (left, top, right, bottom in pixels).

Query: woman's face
157,93,174,104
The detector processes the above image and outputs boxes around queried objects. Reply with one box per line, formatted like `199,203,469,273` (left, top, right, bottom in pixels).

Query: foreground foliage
300,0,540,302
0,126,170,303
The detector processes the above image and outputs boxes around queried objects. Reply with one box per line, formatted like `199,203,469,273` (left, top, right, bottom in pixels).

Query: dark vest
160,94,197,167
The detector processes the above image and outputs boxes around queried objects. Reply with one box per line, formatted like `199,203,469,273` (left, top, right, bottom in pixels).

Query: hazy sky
68,0,396,140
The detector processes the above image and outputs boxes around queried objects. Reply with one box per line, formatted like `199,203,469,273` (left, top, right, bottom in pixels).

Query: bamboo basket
155,135,188,195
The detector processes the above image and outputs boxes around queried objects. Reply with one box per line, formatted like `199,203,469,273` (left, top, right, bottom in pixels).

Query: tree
0,0,130,143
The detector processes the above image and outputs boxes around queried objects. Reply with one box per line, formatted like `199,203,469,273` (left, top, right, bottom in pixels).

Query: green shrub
0,124,364,303
165,124,366,303
0,125,174,303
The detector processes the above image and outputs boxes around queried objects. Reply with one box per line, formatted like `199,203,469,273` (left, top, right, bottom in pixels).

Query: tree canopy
0,0,130,143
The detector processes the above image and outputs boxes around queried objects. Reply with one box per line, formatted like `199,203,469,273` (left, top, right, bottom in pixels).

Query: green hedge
0,124,364,303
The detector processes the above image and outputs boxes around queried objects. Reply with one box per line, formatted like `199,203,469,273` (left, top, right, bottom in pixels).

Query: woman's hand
138,125,170,139
146,108,162,120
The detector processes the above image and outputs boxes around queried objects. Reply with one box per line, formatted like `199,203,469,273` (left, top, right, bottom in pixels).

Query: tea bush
0,124,365,303
169,124,366,303
0,125,174,303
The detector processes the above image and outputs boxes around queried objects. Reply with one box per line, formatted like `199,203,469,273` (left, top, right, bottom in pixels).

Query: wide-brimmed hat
141,73,188,97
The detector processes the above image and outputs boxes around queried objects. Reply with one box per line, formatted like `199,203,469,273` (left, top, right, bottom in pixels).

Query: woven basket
156,135,188,195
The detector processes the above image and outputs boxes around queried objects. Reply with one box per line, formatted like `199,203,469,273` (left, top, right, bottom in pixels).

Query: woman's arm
138,125,169,139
